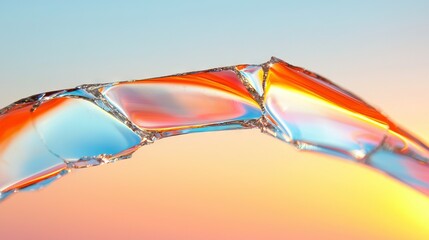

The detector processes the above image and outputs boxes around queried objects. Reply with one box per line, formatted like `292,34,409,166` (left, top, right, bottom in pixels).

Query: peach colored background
0,1,428,239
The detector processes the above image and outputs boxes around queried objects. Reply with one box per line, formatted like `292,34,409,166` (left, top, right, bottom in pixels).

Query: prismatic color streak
0,101,67,199
264,59,429,195
0,57,428,200
102,70,262,131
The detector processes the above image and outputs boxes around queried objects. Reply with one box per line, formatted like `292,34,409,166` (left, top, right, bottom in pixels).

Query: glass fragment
1,57,428,200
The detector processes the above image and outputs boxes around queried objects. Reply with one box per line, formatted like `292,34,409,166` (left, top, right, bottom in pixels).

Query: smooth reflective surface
0,102,67,195
103,70,262,131
0,57,428,200
264,60,387,159
33,98,142,162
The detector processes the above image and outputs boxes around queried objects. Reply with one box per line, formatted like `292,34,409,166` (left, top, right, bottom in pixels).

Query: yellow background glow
0,1,428,239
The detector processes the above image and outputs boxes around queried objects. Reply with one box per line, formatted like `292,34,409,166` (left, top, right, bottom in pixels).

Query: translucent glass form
1,57,428,200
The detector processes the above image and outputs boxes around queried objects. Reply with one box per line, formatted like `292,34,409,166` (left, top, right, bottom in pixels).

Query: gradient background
1,1,429,239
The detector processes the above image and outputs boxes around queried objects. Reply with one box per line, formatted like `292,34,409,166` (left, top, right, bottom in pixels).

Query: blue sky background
1,1,428,108
1,1,429,239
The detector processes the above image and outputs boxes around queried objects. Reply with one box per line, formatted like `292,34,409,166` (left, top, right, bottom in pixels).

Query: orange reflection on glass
1,57,429,201
102,70,262,131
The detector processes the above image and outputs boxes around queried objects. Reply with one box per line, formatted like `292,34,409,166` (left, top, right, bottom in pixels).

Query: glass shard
0,101,67,196
102,69,262,133
0,57,428,200
236,65,265,97
33,97,142,162
263,59,388,159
